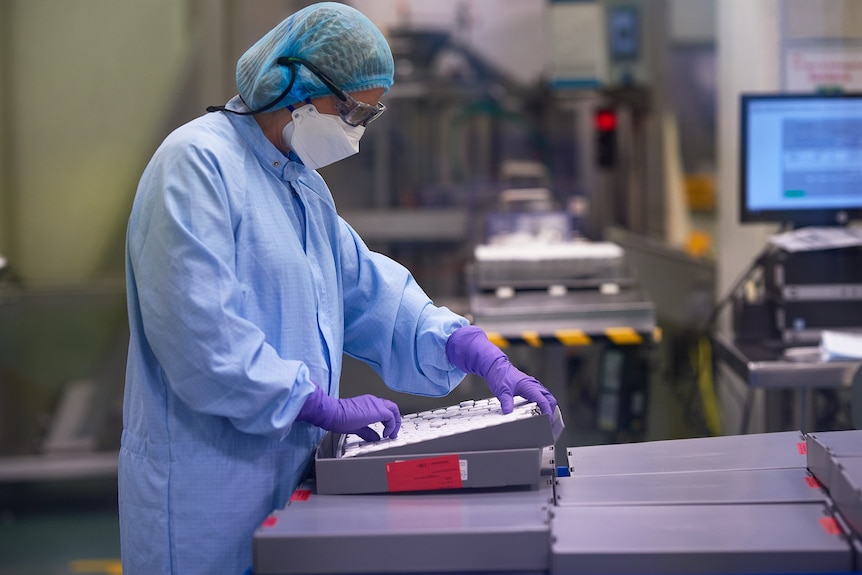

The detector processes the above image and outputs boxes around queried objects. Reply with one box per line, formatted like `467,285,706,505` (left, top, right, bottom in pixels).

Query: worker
118,3,557,574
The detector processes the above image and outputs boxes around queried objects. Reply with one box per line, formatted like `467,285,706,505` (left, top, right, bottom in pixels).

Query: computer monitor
740,92,862,226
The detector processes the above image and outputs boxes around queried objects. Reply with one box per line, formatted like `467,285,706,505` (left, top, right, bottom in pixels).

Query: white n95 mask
281,104,365,169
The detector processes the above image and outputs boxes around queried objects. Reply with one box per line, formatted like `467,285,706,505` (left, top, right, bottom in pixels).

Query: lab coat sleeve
127,141,313,440
338,218,469,396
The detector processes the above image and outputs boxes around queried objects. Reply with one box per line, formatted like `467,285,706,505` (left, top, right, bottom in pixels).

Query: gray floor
0,478,120,575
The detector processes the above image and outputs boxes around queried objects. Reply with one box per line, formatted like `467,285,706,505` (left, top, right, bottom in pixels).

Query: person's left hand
446,325,557,416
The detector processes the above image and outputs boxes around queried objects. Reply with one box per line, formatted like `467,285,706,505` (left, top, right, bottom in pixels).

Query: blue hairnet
236,2,394,112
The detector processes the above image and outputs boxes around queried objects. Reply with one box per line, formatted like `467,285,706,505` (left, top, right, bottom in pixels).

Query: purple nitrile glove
296,384,402,442
446,325,558,417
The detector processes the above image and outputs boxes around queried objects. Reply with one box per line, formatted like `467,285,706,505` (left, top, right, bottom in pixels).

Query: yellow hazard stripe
554,329,592,346
69,559,123,574
486,328,652,346
605,327,643,345
522,331,543,347
486,332,510,348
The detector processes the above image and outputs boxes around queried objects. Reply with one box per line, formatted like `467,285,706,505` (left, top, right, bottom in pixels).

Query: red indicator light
595,110,617,131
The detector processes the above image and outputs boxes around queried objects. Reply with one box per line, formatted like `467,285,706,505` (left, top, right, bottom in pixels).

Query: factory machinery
253,396,862,575
466,200,657,443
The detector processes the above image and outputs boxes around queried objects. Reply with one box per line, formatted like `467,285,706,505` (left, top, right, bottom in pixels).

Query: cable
691,335,722,435
683,240,783,437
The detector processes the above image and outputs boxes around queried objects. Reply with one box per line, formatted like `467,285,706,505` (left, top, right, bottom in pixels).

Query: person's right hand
296,384,401,442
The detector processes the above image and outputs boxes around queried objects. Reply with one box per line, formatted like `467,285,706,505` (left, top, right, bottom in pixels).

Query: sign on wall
784,45,862,92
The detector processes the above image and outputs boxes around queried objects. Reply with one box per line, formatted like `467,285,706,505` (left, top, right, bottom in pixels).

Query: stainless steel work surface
254,479,554,575
550,503,853,574
554,467,827,506
713,332,860,390
567,431,807,476
807,430,862,489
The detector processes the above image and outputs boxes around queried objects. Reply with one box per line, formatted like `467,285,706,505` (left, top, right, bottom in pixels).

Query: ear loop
206,62,298,115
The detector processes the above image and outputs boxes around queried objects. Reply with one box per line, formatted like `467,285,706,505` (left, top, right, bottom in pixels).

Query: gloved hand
446,325,557,417
296,384,401,442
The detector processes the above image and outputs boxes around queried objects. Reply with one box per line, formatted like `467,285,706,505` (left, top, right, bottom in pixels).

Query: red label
797,442,808,455
819,517,842,536
386,454,463,492
804,476,821,488
289,489,312,501
262,516,278,528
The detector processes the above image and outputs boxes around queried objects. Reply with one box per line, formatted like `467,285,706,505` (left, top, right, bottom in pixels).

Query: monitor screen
740,92,862,226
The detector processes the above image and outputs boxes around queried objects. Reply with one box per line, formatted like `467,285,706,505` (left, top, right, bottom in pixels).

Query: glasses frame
277,56,386,127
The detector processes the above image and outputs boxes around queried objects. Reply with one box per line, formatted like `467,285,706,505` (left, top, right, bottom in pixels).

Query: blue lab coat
119,97,468,574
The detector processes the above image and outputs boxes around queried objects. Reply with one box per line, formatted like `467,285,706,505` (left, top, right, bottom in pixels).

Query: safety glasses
277,56,386,127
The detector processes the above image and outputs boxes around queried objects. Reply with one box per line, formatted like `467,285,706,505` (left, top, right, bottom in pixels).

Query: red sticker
804,476,821,488
262,516,278,528
797,442,808,455
290,489,312,501
386,454,463,492
819,517,842,536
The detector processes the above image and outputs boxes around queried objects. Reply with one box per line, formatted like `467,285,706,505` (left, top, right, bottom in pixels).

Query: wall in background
0,2,10,260
4,1,189,283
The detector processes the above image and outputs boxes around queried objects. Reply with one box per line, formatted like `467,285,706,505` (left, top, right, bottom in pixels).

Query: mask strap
206,62,299,115
285,98,312,114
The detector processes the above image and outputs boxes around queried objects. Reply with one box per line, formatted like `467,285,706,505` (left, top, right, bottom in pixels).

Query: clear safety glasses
277,56,386,127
